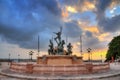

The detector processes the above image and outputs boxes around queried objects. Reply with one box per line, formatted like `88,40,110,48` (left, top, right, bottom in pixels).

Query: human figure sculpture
48,39,54,55
57,40,65,55
48,27,73,55
67,43,73,55
54,27,62,45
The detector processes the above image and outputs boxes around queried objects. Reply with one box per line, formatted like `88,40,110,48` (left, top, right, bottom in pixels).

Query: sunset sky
0,0,120,60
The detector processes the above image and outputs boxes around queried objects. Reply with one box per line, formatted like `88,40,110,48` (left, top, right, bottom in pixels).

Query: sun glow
77,1,96,12
66,6,77,13
73,49,107,60
98,33,110,42
84,1,95,10
84,26,99,34
62,9,68,18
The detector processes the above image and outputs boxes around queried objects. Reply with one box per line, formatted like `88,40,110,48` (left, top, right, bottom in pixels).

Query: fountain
10,27,109,75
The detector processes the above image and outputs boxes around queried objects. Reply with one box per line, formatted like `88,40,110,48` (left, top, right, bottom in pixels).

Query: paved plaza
0,62,120,80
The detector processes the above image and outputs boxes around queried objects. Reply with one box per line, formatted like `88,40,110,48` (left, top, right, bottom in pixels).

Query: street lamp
29,51,34,61
87,48,91,62
8,53,11,65
18,54,20,62
101,54,102,63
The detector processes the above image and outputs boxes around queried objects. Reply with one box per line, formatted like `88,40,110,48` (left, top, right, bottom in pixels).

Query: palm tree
29,51,34,61
106,35,120,61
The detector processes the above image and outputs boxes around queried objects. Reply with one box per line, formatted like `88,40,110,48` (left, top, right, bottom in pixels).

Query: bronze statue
66,43,73,55
57,40,65,55
48,39,54,55
48,27,73,55
54,27,62,45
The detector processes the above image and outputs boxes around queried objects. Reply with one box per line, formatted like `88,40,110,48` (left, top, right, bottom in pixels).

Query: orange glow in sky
84,26,99,34
62,9,68,18
66,6,77,13
73,49,107,60
83,1,95,10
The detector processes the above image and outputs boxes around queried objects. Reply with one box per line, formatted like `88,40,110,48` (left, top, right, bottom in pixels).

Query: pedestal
37,55,83,65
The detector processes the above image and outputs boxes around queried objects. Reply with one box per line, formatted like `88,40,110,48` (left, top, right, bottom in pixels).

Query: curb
1,70,120,80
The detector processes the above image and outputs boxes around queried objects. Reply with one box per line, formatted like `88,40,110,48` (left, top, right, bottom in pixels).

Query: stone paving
0,75,25,80
0,62,120,80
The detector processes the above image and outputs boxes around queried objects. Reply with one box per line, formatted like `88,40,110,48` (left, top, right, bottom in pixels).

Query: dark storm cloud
63,20,82,38
98,15,120,32
96,0,120,32
83,31,102,50
85,31,92,37
0,0,62,50
40,0,61,16
59,0,82,6
13,0,61,16
96,0,112,16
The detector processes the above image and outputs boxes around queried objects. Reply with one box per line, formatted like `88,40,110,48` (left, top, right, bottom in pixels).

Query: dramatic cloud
0,0,120,59
63,20,82,38
83,31,105,50
0,0,85,51
83,26,99,34
60,0,96,12
95,0,120,32
0,0,63,50
98,15,120,32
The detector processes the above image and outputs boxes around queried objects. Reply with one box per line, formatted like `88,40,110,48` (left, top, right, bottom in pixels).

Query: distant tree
106,35,120,61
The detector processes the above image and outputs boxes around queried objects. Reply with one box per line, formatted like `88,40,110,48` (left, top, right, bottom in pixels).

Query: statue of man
67,43,73,55
48,39,54,55
54,27,62,44
58,40,65,49
57,40,65,55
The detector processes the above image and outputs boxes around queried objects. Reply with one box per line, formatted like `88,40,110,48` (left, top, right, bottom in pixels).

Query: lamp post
80,35,83,57
101,54,102,63
91,52,92,62
18,54,20,62
29,51,34,61
87,48,91,62
8,53,11,65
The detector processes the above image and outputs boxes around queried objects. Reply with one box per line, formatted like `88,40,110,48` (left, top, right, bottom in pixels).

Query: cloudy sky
0,0,120,60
